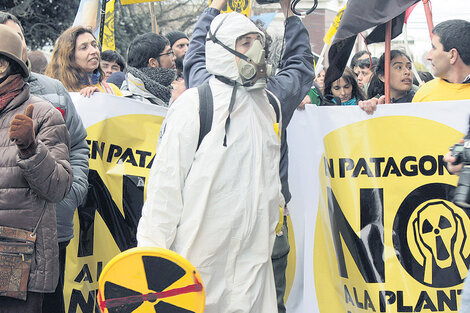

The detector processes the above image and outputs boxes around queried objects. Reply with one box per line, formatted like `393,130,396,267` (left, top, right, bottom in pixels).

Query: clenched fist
9,104,37,158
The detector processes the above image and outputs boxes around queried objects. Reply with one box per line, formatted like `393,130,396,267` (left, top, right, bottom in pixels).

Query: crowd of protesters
0,3,469,313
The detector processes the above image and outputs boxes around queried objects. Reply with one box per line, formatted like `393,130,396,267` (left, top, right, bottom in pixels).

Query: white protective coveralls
137,12,282,313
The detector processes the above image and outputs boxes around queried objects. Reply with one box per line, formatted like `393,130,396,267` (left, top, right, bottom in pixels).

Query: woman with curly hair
45,26,122,96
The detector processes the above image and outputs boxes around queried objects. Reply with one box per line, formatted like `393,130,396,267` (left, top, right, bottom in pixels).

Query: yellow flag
209,0,251,18
323,4,347,45
102,0,116,51
121,0,163,4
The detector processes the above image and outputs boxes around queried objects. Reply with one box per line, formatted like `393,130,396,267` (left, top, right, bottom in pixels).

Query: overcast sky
407,0,470,31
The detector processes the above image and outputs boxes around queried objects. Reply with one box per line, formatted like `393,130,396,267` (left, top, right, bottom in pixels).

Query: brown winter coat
0,85,73,293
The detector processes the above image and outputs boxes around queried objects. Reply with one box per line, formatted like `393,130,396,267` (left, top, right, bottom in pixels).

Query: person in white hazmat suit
137,10,294,313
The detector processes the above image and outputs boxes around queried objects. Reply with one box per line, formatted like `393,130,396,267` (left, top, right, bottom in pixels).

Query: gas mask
207,18,271,90
237,39,272,90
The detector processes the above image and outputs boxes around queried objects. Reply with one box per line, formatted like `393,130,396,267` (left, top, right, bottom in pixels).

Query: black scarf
127,66,176,104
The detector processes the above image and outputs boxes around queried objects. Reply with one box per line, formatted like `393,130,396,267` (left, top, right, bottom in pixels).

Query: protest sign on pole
209,0,251,17
102,0,116,51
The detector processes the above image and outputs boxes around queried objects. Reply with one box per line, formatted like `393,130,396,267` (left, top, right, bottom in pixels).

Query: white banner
286,100,470,313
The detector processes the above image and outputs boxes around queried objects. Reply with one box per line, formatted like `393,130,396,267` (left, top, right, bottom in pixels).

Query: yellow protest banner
209,0,251,17
102,0,116,51
315,116,465,312
64,94,167,313
285,100,470,312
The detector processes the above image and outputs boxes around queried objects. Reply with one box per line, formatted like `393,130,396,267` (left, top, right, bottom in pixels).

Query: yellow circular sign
97,247,205,313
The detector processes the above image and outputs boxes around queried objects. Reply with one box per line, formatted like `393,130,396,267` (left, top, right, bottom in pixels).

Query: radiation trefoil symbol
393,183,470,288
97,247,205,313
412,201,469,285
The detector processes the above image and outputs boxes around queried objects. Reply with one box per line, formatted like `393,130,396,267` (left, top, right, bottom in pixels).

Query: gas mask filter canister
237,39,272,90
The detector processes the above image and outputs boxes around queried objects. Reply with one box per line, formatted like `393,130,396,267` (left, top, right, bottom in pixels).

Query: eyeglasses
159,50,175,57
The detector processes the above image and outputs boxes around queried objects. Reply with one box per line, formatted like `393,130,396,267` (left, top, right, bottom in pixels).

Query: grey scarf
127,66,176,104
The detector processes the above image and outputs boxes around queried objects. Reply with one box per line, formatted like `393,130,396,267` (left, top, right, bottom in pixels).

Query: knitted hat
0,24,28,77
165,31,188,48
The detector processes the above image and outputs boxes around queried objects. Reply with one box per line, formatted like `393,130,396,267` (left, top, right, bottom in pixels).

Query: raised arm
268,0,314,125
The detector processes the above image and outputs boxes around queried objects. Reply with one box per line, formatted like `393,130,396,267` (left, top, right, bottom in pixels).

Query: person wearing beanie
165,30,189,78
121,32,177,106
0,23,73,312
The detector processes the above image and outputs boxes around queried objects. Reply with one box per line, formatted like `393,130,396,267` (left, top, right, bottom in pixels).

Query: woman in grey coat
0,24,73,312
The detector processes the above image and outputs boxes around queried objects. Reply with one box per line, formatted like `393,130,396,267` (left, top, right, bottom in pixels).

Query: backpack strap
197,83,214,151
197,84,280,150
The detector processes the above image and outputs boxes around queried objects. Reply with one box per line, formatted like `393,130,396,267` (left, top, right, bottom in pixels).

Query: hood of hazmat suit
206,12,265,84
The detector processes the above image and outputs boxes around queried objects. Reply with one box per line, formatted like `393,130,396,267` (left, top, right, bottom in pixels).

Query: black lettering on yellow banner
314,116,469,312
86,140,155,169
77,170,145,257
379,288,462,312
325,155,451,178
68,289,99,313
64,113,164,313
328,187,384,283
342,281,463,311
344,285,375,310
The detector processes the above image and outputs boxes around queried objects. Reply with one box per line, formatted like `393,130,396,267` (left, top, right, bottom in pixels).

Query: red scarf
0,74,25,111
